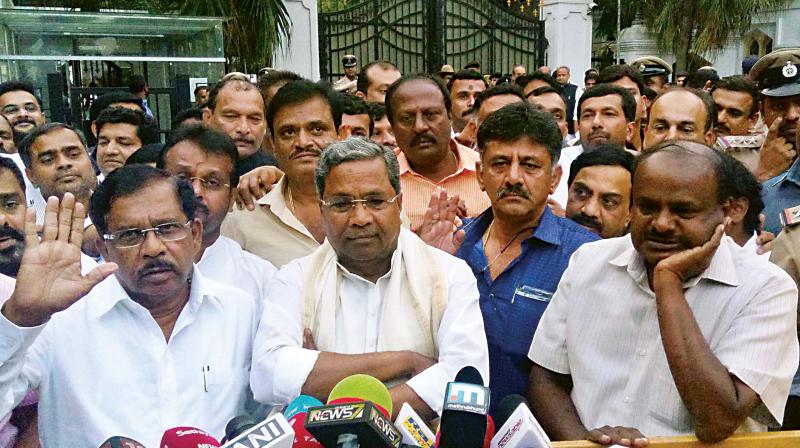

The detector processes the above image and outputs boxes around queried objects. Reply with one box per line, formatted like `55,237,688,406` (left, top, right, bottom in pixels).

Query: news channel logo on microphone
443,382,490,414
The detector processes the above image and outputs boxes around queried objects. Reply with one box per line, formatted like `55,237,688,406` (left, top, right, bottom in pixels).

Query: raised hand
2,194,118,327
756,117,796,182
233,165,284,211
417,188,465,255
653,219,729,284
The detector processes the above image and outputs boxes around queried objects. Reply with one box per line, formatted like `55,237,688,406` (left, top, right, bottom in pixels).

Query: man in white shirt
251,137,489,420
157,124,276,306
0,165,259,447
529,141,798,445
550,85,637,209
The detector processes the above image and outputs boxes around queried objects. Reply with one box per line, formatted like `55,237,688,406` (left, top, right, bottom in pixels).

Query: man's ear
355,91,366,100
626,121,637,145
202,108,212,124
749,109,760,129
704,128,717,146
550,164,563,195
724,197,748,225
475,159,485,191
96,237,110,262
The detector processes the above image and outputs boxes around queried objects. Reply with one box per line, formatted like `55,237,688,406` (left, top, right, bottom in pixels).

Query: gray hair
315,137,401,197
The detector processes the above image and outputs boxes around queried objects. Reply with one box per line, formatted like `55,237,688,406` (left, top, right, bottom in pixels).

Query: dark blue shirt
763,159,800,234
455,207,598,413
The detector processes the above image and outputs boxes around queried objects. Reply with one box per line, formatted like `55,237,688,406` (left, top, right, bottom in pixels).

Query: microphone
160,426,221,447
98,436,147,448
288,411,322,447
489,395,550,448
285,395,324,420
436,366,490,448
304,374,402,447
220,413,295,448
394,403,435,448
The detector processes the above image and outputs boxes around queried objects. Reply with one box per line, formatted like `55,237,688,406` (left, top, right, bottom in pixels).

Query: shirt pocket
505,286,553,357
646,371,692,432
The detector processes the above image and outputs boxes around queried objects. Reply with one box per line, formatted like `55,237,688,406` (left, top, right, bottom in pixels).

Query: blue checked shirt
456,207,598,413
763,159,800,235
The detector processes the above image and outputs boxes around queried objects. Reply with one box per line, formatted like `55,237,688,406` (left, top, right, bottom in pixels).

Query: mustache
138,259,177,276
410,133,437,147
0,225,24,244
233,136,256,145
290,147,321,159
644,230,677,244
571,212,601,230
496,183,532,200
11,116,35,127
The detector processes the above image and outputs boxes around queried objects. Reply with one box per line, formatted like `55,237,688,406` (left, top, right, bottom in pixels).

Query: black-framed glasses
103,220,191,248
320,194,400,213
179,175,230,191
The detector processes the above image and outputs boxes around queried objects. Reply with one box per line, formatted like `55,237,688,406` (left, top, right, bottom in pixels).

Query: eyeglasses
103,220,191,248
320,194,400,213
179,175,230,191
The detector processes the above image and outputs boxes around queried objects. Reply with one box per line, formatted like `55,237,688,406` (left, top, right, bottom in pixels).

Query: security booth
0,6,226,140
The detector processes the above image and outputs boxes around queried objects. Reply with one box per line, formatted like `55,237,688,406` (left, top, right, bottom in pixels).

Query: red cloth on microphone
483,416,495,448
289,412,322,447
159,426,221,448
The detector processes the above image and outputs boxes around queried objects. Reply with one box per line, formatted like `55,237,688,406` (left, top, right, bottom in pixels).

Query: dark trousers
783,395,800,429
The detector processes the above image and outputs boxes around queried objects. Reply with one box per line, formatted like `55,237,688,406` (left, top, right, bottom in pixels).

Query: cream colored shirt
530,235,798,436
221,176,320,268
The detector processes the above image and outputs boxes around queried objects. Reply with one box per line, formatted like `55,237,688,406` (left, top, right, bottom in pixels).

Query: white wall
272,0,320,80
542,0,594,88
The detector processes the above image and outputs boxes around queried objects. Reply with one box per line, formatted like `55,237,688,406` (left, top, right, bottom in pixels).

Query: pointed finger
42,196,60,242
57,193,76,242
768,117,783,138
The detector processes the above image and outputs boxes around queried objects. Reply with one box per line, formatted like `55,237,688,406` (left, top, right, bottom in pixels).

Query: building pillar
272,0,320,80
541,0,593,88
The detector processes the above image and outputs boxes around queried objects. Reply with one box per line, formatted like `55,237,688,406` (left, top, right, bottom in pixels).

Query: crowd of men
0,46,796,447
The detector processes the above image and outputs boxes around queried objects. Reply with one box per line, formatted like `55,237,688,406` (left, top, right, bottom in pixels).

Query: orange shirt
397,139,490,229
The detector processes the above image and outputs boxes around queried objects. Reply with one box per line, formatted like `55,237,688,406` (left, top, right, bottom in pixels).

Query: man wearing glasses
250,137,489,420
157,124,276,308
0,165,259,446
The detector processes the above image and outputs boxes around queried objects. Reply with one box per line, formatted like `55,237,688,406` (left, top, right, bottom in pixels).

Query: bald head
643,88,716,150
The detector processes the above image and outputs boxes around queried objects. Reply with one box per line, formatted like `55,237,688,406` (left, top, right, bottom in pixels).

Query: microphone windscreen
160,427,221,448
98,436,146,448
492,395,528,429
288,412,322,447
454,365,483,385
224,415,258,442
327,374,393,417
285,395,324,420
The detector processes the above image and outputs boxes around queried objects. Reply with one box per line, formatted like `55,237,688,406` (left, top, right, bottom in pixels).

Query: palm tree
166,0,291,73
594,0,792,72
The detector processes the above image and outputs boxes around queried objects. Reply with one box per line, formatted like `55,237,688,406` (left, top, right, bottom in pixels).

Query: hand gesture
586,426,648,447
417,188,465,255
2,194,118,327
233,166,284,211
653,219,728,284
756,117,796,182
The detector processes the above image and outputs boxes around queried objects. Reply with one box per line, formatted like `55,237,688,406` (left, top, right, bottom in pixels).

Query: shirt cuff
273,346,320,404
405,363,449,415
0,306,45,360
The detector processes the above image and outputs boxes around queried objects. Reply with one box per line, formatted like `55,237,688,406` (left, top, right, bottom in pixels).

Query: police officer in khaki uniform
752,48,800,234
630,56,672,94
333,54,358,94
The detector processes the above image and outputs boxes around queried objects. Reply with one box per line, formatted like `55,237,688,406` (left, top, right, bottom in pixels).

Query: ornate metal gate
319,0,547,82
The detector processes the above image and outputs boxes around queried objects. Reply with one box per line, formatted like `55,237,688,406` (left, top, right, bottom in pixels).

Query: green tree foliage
593,0,792,71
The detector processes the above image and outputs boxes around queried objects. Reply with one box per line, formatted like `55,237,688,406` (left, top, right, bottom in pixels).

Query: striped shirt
397,139,490,229
530,235,799,435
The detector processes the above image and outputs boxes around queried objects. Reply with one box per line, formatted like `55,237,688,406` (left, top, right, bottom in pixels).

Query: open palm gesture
2,194,117,327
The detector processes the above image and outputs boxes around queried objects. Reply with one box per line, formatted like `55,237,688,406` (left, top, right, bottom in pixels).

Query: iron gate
319,0,547,82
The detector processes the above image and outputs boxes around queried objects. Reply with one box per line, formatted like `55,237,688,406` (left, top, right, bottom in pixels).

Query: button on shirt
197,235,277,312
762,158,800,234
250,242,490,414
529,235,799,435
456,208,598,413
397,139,490,229
0,268,259,447
221,176,320,267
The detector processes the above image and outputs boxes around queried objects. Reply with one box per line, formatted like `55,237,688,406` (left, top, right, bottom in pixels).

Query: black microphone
437,366,490,448
98,435,147,448
220,413,295,447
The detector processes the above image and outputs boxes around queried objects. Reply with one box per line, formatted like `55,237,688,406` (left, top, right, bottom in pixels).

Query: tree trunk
673,0,695,73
